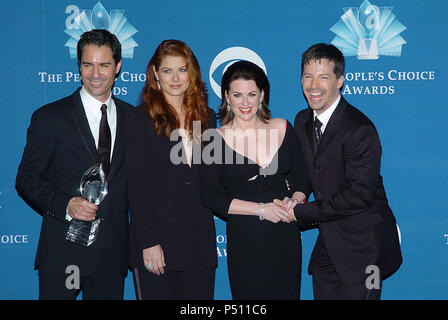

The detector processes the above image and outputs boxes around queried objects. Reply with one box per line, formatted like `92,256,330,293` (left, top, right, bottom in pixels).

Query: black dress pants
132,265,215,300
311,242,382,300
38,269,125,300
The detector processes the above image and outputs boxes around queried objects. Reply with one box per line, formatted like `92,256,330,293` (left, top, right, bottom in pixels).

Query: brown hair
301,43,345,78
142,39,211,139
218,60,271,126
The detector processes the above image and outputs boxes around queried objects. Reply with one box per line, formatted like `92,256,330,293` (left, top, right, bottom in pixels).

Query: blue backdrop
1,0,447,300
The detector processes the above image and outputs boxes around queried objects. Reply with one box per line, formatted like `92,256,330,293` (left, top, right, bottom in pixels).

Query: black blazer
124,105,217,271
16,88,132,276
293,96,402,284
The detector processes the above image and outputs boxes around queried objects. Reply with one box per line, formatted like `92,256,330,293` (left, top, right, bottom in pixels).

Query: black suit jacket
124,105,217,271
293,96,402,284
16,88,132,276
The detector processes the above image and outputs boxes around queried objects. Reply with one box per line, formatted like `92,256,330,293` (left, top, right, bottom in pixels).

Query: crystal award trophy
66,163,108,246
357,0,380,60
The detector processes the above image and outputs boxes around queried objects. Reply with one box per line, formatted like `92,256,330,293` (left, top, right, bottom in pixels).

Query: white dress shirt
314,94,341,134
80,86,117,160
66,87,117,221
178,129,193,167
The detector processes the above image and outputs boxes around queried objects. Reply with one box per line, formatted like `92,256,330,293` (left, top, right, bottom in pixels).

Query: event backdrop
0,0,447,300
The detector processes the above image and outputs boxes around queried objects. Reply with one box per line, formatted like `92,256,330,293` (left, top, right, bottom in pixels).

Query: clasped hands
265,192,306,224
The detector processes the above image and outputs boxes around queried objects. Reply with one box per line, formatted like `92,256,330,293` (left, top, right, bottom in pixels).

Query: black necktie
313,117,323,153
98,104,111,178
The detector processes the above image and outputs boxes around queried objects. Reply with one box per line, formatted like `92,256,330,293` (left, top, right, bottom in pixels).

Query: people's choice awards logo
209,47,266,99
64,1,138,59
330,0,406,60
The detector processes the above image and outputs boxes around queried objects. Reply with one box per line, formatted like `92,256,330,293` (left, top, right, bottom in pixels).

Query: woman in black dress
125,40,217,299
199,61,311,299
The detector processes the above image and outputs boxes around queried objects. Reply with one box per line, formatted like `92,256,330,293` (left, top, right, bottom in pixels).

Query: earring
157,80,161,90
258,102,262,110
226,104,231,112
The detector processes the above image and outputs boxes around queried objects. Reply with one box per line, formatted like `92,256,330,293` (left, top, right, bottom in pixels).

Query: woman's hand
143,244,166,276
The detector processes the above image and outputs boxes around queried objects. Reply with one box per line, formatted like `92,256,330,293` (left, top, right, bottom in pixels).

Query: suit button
185,180,192,185
317,192,322,199
314,167,320,173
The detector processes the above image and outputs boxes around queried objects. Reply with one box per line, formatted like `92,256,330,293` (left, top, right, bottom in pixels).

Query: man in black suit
288,43,402,299
16,29,132,299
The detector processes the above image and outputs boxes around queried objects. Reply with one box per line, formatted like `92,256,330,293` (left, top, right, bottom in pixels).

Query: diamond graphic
330,0,406,60
64,1,138,59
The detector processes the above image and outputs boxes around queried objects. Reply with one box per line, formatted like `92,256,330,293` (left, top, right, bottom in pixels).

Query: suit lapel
70,89,99,163
167,133,194,179
316,97,346,156
108,97,125,183
304,111,315,155
295,109,316,171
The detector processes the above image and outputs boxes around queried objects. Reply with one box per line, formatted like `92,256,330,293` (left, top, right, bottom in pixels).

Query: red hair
141,40,211,139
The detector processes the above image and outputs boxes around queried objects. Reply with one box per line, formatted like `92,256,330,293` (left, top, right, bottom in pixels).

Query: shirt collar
80,86,112,112
314,94,340,132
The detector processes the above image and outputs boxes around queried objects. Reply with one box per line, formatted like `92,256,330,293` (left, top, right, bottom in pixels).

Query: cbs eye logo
209,47,267,99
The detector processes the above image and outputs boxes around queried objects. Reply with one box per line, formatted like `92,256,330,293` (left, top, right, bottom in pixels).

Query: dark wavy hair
141,39,211,139
301,43,345,78
77,29,121,66
218,60,271,126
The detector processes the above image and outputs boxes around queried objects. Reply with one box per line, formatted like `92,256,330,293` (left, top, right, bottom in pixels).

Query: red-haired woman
125,40,217,299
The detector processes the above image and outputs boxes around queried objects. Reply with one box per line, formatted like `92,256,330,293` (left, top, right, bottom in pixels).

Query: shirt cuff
65,208,72,221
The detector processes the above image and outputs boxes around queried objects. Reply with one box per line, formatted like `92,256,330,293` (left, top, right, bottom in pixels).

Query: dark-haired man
16,29,133,299
282,43,402,299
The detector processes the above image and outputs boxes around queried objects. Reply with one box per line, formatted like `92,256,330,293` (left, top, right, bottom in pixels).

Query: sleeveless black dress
199,121,310,299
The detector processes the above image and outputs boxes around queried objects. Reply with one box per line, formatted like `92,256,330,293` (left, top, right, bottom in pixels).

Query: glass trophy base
66,218,101,247
357,38,379,60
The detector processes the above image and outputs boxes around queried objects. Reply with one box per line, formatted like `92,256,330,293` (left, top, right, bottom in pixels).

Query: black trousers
133,266,215,300
311,242,382,300
38,269,125,300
